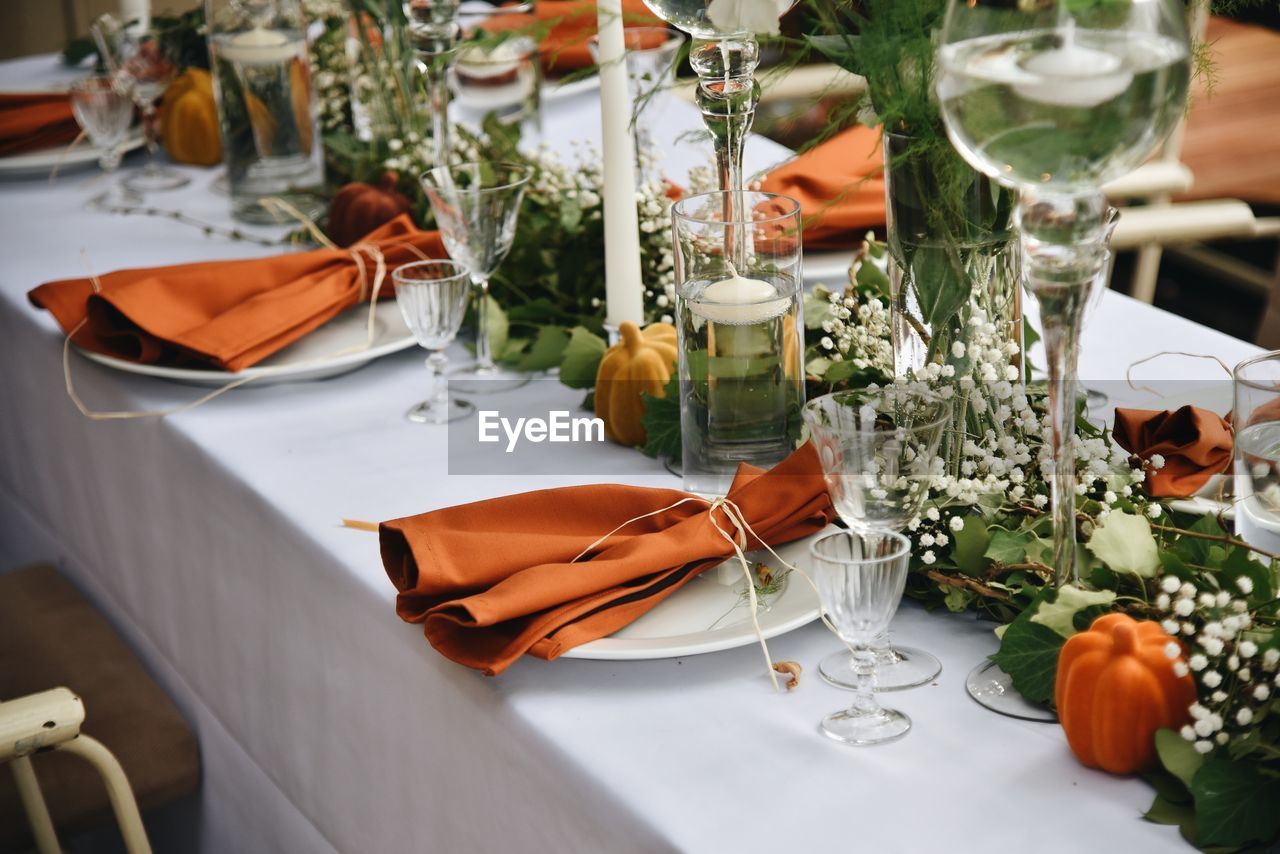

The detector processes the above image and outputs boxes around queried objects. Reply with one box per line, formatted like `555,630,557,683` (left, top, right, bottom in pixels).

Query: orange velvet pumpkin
1055,612,1198,774
594,321,678,447
327,173,414,247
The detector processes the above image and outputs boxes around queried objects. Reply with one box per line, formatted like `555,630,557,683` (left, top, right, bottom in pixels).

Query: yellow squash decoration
160,68,222,166
594,321,678,447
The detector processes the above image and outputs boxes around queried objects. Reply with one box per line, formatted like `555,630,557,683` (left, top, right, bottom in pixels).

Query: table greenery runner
63,1,1278,849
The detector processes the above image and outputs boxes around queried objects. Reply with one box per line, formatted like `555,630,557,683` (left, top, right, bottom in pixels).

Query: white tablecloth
0,53,1261,854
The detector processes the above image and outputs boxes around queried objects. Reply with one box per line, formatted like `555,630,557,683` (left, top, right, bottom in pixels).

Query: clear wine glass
803,388,949,692
393,259,475,424
640,0,797,267
810,530,913,746
68,76,142,210
420,161,531,394
588,27,687,186
116,27,189,192
937,0,1190,587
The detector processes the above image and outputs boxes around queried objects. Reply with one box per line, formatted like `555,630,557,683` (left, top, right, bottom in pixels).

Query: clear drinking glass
407,0,463,171
420,161,531,394
1232,352,1280,552
672,191,805,495
811,530,913,746
116,28,190,192
804,388,949,691
937,0,1190,588
588,27,686,186
451,28,541,145
393,259,475,424
69,77,142,210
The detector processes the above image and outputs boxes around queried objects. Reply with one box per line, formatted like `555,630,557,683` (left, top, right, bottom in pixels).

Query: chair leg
1130,242,1165,304
10,755,60,854
56,735,153,854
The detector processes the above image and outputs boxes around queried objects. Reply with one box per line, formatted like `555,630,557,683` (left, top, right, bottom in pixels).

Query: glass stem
407,2,460,169
142,103,159,171
426,50,453,169
473,276,494,373
427,351,449,414
1016,189,1110,587
689,37,759,269
847,645,880,716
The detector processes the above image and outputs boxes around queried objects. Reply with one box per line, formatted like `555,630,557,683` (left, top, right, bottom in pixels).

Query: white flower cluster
816,287,893,373
1151,573,1277,754
310,21,354,133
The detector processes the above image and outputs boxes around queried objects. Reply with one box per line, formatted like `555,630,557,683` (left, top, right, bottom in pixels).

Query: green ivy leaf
485,295,509,361
1086,512,1161,577
1029,584,1116,638
639,375,681,462
558,326,607,389
1155,728,1206,790
1191,758,1280,848
951,516,990,577
855,258,890,298
909,244,970,333
990,600,1064,705
985,528,1036,565
517,326,570,372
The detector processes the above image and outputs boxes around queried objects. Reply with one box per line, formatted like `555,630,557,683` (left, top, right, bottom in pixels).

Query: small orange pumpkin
1055,612,1198,774
594,321,678,447
327,172,414,247
161,68,222,166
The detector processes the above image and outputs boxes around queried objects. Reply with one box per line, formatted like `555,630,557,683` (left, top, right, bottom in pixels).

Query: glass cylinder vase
672,192,806,495
886,131,1020,379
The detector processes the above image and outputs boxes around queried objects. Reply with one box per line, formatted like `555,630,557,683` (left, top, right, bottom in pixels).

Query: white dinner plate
0,128,145,179
79,303,417,387
542,73,599,103
561,524,837,660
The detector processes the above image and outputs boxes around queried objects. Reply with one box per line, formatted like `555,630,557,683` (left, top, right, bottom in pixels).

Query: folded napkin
1113,406,1233,498
381,443,835,675
0,92,80,157
478,0,664,76
759,124,885,250
29,214,443,372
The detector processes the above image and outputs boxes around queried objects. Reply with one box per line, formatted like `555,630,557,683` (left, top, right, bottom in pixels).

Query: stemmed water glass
420,161,531,394
811,530,914,746
803,388,950,692
588,27,687,186
68,77,142,210
393,259,475,424
117,27,190,192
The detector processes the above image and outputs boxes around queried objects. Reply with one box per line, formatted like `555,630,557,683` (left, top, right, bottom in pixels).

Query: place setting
5,0,1280,852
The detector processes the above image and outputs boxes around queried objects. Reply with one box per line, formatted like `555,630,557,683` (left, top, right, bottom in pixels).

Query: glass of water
68,76,141,210
810,530,913,746
672,191,805,495
1233,352,1280,552
393,259,475,425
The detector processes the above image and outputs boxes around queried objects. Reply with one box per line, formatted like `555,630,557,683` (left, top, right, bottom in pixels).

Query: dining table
0,51,1260,854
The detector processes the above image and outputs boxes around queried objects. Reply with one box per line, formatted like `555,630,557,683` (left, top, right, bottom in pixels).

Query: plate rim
0,129,146,173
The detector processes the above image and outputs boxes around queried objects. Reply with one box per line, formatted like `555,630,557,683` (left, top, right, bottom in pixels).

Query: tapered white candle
121,0,150,32
597,0,645,329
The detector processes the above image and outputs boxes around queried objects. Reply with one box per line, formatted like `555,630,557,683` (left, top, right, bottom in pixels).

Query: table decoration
810,530,913,745
326,171,413,247
159,67,222,166
29,214,441,372
392,258,474,423
379,442,834,675
672,190,805,494
593,320,677,446
1114,406,1234,499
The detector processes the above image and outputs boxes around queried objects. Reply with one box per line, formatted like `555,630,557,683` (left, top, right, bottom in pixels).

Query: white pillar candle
121,0,150,32
690,273,789,324
597,0,645,329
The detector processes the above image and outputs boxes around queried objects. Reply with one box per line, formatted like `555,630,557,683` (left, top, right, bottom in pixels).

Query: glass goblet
117,28,190,192
588,27,687,186
811,530,913,746
420,161,531,394
804,388,949,692
393,259,476,424
68,77,142,210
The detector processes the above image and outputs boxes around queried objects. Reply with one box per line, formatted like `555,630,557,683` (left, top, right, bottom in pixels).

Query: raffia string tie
1125,351,1233,397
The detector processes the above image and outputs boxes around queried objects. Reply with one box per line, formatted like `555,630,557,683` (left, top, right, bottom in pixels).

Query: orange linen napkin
0,92,80,157
29,214,444,372
1114,406,1233,498
759,124,886,250
381,443,836,675
479,0,664,76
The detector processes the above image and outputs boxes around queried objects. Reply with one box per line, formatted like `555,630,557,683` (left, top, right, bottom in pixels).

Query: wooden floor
1179,17,1280,205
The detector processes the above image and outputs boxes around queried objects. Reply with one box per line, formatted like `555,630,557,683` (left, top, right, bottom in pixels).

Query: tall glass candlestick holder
406,0,461,169
936,0,1190,717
